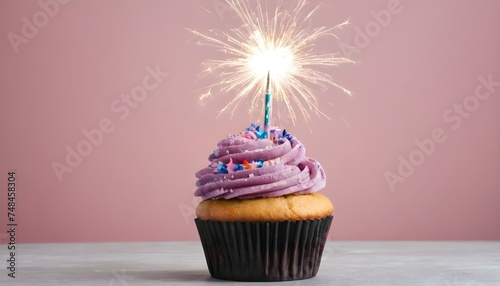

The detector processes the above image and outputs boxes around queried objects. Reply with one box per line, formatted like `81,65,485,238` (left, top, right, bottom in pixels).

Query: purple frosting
194,125,326,200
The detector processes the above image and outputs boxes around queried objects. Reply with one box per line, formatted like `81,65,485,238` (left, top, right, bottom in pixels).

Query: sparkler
191,0,354,124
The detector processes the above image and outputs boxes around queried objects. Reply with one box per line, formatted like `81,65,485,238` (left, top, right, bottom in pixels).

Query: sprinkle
217,162,228,174
231,175,234,179
250,160,264,168
282,129,293,141
255,130,266,139
249,173,254,178
227,158,235,173
243,160,253,169
247,123,259,132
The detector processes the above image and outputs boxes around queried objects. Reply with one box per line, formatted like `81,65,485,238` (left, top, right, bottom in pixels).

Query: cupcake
194,124,334,281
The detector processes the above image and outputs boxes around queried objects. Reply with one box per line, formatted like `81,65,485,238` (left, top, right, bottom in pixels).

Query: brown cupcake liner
194,215,333,281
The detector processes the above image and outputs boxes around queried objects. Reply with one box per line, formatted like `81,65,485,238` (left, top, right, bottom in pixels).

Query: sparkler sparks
191,0,354,124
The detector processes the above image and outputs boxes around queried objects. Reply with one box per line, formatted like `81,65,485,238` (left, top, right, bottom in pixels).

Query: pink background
1,0,499,243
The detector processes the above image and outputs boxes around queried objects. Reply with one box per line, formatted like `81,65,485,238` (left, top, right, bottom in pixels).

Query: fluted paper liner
195,215,333,281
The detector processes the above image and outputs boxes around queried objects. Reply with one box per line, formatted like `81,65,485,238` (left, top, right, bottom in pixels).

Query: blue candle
264,71,271,137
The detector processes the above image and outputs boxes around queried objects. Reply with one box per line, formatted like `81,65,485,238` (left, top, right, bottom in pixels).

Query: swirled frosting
194,124,326,200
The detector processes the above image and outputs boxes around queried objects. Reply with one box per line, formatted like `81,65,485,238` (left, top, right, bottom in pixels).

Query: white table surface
1,241,499,285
